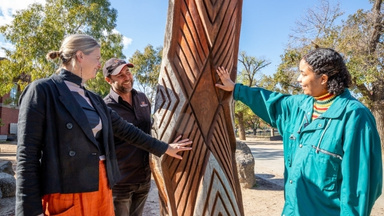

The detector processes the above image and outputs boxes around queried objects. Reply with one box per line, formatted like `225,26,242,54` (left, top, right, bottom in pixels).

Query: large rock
235,140,256,189
0,196,15,216
0,172,16,198
0,160,15,176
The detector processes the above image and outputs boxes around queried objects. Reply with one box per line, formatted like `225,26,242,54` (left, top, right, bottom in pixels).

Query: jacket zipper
315,119,331,152
312,145,343,160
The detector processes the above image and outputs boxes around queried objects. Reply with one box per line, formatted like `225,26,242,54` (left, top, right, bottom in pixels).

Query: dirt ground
141,176,285,216
1,144,285,216
0,176,284,216
142,175,384,216
1,141,384,216
241,177,284,215
2,176,383,216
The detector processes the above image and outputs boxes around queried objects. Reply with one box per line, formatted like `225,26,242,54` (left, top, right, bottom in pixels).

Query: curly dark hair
302,48,352,95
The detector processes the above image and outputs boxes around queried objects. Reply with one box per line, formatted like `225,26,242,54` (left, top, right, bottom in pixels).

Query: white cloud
0,0,46,26
122,36,132,48
109,29,133,50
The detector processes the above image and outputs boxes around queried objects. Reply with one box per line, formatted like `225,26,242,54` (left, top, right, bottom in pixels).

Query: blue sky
0,0,373,75
109,0,372,75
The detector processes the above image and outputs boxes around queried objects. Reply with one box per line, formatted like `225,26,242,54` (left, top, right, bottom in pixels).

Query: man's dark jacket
16,73,168,216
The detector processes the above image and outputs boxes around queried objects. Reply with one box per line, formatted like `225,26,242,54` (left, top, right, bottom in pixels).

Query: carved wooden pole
151,0,243,215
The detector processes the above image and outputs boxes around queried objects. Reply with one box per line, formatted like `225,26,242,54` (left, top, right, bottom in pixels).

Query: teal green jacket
233,84,383,216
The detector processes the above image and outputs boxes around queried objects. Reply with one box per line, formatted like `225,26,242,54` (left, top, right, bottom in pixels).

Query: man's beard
117,81,133,93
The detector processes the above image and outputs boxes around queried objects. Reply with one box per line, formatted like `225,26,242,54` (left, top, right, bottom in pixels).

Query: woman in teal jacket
216,48,382,215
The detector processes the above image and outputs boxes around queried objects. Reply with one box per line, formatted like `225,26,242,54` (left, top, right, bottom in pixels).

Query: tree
277,0,384,150
235,51,270,140
289,0,344,48
0,0,125,97
273,49,303,95
277,0,344,95
337,0,384,150
128,45,163,105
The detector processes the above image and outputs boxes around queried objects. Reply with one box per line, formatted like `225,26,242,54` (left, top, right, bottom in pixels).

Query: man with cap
103,58,154,216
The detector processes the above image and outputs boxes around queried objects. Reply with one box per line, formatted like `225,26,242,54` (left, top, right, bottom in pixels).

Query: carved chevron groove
152,0,243,215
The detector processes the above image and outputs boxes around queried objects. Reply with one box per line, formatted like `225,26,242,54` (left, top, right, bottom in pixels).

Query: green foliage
273,49,303,94
257,74,279,92
276,0,384,149
87,34,126,97
128,45,163,104
234,101,261,128
337,8,383,105
275,0,346,95
278,0,384,108
0,0,125,97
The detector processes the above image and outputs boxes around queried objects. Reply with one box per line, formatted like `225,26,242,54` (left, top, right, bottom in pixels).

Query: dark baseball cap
103,58,134,77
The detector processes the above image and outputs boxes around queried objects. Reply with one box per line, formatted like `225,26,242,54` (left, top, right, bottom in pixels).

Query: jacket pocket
43,193,75,215
51,206,75,216
303,146,342,191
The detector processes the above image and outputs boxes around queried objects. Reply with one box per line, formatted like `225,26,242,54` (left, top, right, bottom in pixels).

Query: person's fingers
169,141,192,151
177,139,192,145
218,66,228,74
174,143,192,151
174,143,192,150
178,146,192,150
168,145,192,160
172,154,182,160
172,135,182,143
216,67,224,74
217,68,230,81
217,67,224,76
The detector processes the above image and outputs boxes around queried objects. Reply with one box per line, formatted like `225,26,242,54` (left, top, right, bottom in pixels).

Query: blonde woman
16,34,192,216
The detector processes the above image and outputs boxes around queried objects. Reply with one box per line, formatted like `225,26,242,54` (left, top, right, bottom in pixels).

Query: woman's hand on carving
166,135,192,160
215,66,235,92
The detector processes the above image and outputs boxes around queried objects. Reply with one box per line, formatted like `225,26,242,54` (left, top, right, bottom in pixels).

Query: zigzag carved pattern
161,105,209,216
192,153,242,216
208,107,240,202
152,0,243,215
170,0,209,97
202,169,241,216
154,66,181,141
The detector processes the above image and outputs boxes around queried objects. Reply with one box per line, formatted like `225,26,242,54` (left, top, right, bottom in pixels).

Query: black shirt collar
59,68,83,87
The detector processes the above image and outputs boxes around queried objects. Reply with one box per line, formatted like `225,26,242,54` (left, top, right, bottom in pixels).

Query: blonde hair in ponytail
46,34,100,69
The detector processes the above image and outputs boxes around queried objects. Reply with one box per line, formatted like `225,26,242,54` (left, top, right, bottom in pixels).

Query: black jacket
16,73,168,216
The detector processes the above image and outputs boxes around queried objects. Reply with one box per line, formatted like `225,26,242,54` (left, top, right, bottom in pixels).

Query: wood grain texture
151,0,243,215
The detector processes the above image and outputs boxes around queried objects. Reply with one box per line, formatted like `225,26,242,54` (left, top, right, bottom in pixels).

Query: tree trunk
237,112,246,140
371,79,384,152
371,100,384,151
270,126,275,137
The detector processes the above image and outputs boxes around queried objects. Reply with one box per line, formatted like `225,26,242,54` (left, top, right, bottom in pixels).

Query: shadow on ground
252,176,284,191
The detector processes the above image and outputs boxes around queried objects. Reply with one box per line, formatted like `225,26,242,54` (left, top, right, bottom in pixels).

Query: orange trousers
42,160,114,216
